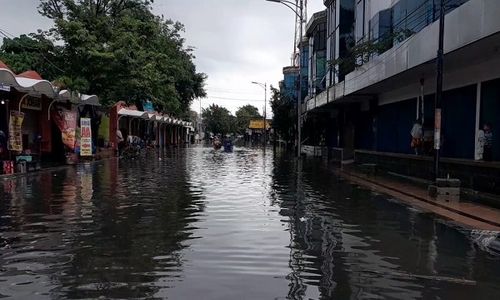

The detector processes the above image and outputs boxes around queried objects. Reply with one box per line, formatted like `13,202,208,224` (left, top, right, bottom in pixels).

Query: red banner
51,109,77,150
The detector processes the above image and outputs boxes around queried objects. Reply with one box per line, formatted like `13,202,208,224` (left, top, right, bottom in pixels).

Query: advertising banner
8,111,24,152
51,109,77,150
80,118,92,156
21,96,42,111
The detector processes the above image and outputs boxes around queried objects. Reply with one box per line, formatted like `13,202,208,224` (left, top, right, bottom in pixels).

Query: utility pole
297,0,303,157
264,83,267,147
251,81,267,147
433,0,445,180
266,0,305,157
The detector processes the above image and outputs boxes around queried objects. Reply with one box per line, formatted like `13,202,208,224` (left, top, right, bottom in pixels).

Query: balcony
306,0,500,111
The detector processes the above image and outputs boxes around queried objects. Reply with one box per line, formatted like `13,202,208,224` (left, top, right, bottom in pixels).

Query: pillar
474,82,482,160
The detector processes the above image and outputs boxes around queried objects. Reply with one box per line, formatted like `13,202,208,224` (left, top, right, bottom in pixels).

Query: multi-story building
280,66,299,102
305,10,328,98
298,0,500,192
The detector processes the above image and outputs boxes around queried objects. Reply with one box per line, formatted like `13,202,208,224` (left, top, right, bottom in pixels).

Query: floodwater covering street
1,147,500,299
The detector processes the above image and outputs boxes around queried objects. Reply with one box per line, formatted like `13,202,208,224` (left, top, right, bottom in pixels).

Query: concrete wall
355,150,500,200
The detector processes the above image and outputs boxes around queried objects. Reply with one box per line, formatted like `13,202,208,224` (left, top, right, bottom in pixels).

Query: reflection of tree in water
55,153,206,299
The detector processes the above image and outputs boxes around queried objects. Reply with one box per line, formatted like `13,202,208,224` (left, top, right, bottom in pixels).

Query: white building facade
303,0,500,161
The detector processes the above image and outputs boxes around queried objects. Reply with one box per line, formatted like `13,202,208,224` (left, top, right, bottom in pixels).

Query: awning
80,94,100,106
0,67,57,98
0,63,99,104
57,90,100,106
118,108,149,119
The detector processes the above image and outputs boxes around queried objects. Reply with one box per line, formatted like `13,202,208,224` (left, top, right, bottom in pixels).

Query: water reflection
273,157,500,299
0,148,499,299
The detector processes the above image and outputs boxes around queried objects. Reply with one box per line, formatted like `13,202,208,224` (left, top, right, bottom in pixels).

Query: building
295,0,500,193
280,66,299,103
305,10,328,99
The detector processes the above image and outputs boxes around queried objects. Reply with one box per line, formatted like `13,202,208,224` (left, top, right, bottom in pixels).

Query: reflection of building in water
274,159,480,299
79,164,94,202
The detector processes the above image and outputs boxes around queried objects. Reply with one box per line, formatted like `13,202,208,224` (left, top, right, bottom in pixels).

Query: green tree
235,104,261,134
270,86,295,145
202,104,235,136
30,0,206,114
0,33,63,80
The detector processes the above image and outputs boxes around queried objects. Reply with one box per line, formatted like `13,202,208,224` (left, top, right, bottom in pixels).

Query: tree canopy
235,105,261,134
0,0,206,115
202,104,235,136
270,86,295,144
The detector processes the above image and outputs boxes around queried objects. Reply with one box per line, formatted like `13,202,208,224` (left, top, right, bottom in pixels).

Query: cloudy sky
0,0,325,115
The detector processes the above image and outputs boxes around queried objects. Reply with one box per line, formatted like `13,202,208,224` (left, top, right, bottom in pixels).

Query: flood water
1,147,500,299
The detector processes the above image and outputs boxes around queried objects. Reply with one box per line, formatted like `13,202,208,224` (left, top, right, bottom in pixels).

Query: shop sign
8,111,24,152
21,97,42,111
51,109,77,150
80,118,92,156
143,100,154,112
0,84,11,92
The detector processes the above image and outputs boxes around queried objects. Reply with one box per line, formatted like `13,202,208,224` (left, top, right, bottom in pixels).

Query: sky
0,0,325,116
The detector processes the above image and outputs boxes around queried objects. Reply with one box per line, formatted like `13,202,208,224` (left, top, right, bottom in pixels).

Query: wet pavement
1,147,500,299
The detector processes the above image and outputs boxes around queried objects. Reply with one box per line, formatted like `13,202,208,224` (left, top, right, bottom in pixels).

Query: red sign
51,109,77,150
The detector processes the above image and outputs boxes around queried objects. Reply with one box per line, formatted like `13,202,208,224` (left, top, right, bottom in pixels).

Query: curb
338,169,500,229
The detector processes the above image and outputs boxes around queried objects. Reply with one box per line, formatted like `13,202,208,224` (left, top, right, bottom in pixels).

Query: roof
0,61,99,102
306,10,327,37
283,66,300,75
118,109,149,118
0,60,11,71
17,70,43,80
117,106,193,127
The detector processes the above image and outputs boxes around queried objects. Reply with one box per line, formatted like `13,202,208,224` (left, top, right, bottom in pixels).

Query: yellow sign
8,111,24,152
248,119,271,130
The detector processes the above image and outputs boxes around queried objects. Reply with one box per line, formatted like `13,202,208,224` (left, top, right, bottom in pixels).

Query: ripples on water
1,147,500,299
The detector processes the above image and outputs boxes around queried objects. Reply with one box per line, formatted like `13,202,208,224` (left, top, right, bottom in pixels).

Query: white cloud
0,0,326,115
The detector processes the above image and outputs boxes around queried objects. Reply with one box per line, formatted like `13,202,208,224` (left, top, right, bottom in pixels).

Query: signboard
21,97,42,111
80,118,92,156
248,119,271,130
0,84,11,92
143,100,154,112
51,109,77,150
8,111,24,152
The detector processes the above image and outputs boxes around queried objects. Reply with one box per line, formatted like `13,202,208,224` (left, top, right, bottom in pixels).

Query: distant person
410,119,423,155
0,130,7,158
117,129,124,156
476,127,485,160
483,123,493,161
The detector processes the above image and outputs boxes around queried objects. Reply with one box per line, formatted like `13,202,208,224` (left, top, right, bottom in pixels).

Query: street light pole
434,0,445,181
266,0,304,157
251,81,267,146
297,0,303,158
264,83,267,146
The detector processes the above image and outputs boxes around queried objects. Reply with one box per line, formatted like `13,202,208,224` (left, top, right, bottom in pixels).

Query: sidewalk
0,148,116,180
336,166,500,231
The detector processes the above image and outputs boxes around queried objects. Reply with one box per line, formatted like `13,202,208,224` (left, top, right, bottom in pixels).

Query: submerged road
1,147,499,299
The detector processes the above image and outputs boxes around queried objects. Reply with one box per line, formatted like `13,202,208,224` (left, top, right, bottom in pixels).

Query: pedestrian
410,119,423,155
117,128,125,156
476,127,485,160
0,130,7,159
483,123,493,161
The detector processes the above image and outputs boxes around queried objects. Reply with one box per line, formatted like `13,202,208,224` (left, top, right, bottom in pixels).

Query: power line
207,86,263,93
206,89,262,96
0,28,66,74
207,96,265,102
